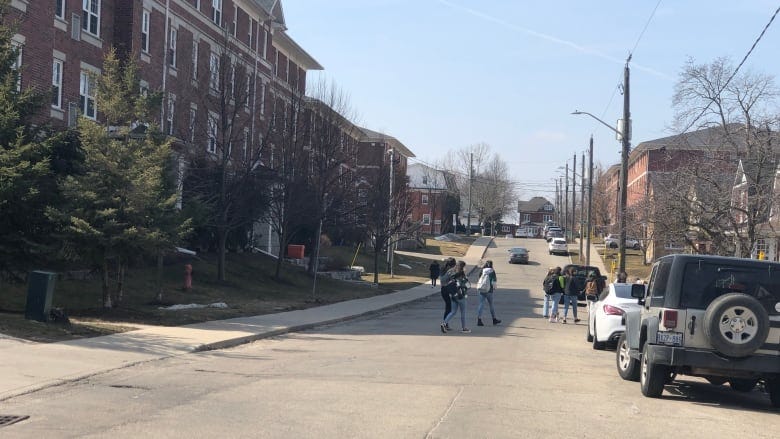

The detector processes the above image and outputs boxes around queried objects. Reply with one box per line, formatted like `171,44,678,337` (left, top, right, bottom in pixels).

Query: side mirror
630,283,646,299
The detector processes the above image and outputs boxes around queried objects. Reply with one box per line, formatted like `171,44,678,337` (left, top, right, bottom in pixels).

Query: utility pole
571,153,576,243
388,148,395,276
564,163,569,239
586,135,594,267
555,179,560,224
467,152,473,235
579,151,585,262
619,58,631,275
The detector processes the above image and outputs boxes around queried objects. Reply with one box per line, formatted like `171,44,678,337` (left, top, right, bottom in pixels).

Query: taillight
603,304,624,316
662,310,678,329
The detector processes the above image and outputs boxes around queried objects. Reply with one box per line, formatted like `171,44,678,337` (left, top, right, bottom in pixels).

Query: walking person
429,260,441,288
442,260,471,333
561,266,581,324
438,258,457,331
546,267,565,322
476,260,501,326
541,267,556,318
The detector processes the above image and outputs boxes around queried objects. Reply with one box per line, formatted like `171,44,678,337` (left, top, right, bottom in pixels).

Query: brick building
407,163,453,235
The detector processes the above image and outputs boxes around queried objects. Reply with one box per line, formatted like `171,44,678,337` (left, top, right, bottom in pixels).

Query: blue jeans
563,294,578,319
477,292,496,319
546,293,562,319
444,297,467,329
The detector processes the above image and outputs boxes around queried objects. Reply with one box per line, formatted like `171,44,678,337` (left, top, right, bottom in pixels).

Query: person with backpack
429,260,441,288
476,260,501,327
442,260,471,334
438,258,457,331
561,266,581,324
545,267,565,322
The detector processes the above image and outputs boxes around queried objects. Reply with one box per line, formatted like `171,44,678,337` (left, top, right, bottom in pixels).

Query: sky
283,1,780,201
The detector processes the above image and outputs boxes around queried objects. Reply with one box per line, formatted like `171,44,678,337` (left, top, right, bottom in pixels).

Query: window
207,114,217,153
543,214,553,222
141,10,150,53
259,81,265,113
243,128,249,160
422,214,431,225
248,19,253,47
244,73,251,109
209,52,219,90
56,0,65,19
231,5,237,37
11,43,21,92
165,96,175,135
168,27,177,67
212,0,221,25
79,71,96,119
193,0,200,10
523,214,530,222
422,176,428,185
52,59,63,108
421,194,429,205
189,107,196,142
82,0,100,36
191,40,198,79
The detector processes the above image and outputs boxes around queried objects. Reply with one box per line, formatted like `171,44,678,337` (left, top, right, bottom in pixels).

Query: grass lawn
0,236,475,342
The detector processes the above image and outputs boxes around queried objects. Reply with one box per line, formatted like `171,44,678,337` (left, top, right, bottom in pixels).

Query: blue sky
284,1,780,199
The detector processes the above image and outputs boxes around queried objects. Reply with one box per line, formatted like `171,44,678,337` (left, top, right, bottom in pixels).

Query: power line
680,5,780,133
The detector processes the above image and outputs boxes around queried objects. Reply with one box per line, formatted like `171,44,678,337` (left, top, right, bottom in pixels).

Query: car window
612,284,633,299
647,258,672,306
680,262,780,313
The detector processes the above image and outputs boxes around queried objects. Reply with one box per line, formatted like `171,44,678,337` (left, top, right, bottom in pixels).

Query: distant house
516,197,555,238
407,163,455,235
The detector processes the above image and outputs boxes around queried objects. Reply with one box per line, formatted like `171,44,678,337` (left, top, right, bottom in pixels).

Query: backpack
542,275,556,294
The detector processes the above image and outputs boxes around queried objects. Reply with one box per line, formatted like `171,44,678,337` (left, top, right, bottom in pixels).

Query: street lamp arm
571,110,621,137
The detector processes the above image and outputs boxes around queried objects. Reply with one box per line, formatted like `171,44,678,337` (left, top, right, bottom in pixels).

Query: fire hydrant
184,264,193,291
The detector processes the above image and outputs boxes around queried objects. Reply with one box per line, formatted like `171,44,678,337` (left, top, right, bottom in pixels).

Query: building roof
407,163,449,190
518,196,552,213
357,127,415,158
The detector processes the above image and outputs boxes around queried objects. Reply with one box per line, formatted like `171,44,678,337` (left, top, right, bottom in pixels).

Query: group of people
429,258,501,334
541,266,605,323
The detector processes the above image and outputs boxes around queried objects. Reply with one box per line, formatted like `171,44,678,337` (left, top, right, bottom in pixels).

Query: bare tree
666,57,780,257
174,32,272,282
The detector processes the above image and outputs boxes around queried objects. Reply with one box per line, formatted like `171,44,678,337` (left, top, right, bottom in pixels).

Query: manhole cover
0,415,29,427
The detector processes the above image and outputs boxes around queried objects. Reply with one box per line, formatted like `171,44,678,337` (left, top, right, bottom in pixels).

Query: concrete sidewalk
0,236,492,401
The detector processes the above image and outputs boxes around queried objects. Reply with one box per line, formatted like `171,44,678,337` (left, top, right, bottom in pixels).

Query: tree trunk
373,240,380,284
217,227,227,281
156,251,164,302
274,228,287,281
116,258,125,304
102,257,112,309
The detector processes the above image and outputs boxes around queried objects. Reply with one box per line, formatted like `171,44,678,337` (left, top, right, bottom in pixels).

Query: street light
572,103,631,276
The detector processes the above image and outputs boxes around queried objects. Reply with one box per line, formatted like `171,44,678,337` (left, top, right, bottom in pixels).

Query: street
1,238,777,438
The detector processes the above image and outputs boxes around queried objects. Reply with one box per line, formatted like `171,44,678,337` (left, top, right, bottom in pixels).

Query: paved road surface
1,238,776,438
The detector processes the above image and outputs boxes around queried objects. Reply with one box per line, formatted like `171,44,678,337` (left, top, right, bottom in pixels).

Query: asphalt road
1,238,777,438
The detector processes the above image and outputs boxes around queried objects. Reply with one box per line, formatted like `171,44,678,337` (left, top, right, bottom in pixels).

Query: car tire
640,343,668,397
702,293,769,358
609,242,618,249
632,243,641,250
767,378,780,408
729,378,758,392
616,333,640,381
592,325,606,350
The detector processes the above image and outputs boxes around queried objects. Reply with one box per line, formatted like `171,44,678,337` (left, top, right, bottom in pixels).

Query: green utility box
25,271,57,322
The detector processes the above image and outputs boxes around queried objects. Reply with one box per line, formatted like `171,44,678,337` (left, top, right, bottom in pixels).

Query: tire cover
703,293,769,358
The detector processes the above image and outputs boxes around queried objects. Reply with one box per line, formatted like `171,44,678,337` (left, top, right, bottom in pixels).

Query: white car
548,238,568,255
604,234,641,250
586,283,643,349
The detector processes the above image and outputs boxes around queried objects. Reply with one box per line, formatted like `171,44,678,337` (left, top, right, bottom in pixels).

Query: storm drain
0,415,29,427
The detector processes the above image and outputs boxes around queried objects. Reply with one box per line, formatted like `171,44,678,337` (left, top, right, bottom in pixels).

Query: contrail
436,0,672,80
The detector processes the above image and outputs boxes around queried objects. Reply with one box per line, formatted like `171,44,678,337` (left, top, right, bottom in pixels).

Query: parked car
548,238,568,256
604,234,641,250
617,254,780,408
507,247,529,264
586,283,641,350
562,264,607,301
545,228,564,242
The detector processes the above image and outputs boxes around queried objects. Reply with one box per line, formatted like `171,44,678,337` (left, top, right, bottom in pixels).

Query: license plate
656,331,682,345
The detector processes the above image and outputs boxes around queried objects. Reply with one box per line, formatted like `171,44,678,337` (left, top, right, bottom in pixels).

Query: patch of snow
159,302,228,311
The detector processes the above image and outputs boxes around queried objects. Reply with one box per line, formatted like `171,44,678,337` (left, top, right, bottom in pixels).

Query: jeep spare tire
702,293,769,358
